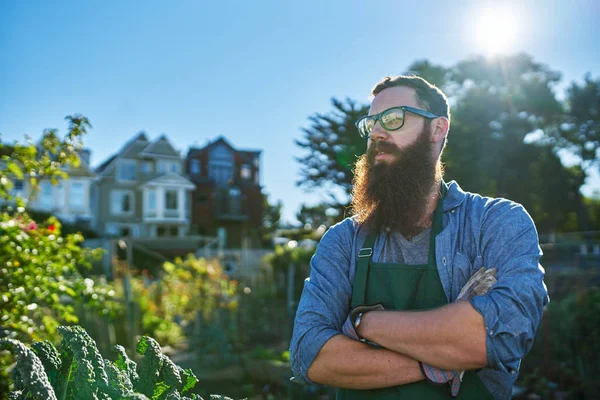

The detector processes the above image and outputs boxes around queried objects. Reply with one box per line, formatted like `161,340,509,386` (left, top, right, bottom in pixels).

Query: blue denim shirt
290,181,549,400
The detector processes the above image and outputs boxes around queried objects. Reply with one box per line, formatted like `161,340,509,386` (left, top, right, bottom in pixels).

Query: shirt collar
442,180,467,212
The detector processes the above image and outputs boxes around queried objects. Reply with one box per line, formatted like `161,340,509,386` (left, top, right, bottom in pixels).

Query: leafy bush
125,255,239,348
518,286,600,398
0,325,204,400
0,116,121,397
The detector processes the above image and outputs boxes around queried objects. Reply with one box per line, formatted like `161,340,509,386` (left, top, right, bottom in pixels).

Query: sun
474,6,520,55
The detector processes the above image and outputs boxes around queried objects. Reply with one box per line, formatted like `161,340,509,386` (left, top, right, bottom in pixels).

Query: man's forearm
307,334,425,389
358,301,487,370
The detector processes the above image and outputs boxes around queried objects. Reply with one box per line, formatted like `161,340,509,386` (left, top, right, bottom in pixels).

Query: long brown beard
351,126,443,236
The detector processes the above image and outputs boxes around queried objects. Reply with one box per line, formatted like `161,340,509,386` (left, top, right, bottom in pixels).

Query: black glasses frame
355,106,439,138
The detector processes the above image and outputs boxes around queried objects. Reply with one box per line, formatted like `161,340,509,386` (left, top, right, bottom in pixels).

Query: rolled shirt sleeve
290,219,356,384
469,202,549,375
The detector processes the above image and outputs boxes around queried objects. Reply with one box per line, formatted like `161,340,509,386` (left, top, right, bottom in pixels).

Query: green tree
295,98,369,212
430,54,585,231
562,74,600,172
296,203,340,229
260,194,282,246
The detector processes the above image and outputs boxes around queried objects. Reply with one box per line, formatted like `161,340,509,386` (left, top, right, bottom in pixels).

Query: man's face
350,85,443,234
367,86,430,165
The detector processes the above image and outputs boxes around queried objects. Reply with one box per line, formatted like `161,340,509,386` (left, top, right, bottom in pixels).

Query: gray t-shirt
377,227,432,265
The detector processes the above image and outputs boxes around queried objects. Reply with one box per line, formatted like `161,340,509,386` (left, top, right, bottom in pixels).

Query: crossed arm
307,301,487,387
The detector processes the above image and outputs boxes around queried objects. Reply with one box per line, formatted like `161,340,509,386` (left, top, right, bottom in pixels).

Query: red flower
47,225,55,233
27,221,37,231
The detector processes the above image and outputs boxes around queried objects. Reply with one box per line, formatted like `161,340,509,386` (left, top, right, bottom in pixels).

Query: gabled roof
187,136,261,161
139,134,180,158
95,154,116,174
95,131,149,174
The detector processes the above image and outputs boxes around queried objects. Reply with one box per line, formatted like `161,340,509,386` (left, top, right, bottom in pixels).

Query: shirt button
510,369,517,375
442,257,446,265
489,330,494,336
451,210,455,213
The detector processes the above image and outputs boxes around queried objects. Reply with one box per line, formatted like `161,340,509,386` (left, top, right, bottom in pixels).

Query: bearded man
290,75,549,399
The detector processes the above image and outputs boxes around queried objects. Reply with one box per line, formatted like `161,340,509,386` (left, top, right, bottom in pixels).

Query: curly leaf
101,358,134,399
114,344,139,387
152,381,170,400
0,338,58,400
32,340,62,388
135,336,164,397
179,368,198,394
58,325,108,399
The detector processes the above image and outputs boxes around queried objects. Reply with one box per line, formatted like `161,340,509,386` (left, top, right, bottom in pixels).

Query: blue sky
1,0,599,223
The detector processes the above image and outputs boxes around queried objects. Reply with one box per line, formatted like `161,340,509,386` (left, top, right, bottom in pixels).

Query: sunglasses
355,106,439,138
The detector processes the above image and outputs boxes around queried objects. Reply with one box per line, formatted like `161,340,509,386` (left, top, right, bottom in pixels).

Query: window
56,183,65,209
229,188,241,214
110,190,133,214
157,226,178,237
148,190,156,210
158,160,180,174
141,161,153,175
117,160,137,181
190,159,201,175
119,227,131,237
209,144,234,185
70,182,84,210
12,180,24,198
240,164,251,180
210,164,234,185
165,190,177,210
40,182,53,208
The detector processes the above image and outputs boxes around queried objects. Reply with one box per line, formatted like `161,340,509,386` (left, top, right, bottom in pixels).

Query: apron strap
351,231,378,306
352,180,449,306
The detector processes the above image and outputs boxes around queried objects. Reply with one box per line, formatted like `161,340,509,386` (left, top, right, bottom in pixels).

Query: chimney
79,149,91,165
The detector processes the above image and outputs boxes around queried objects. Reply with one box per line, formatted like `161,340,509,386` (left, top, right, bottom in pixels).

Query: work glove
341,303,384,346
420,266,497,397
419,362,465,397
456,266,497,301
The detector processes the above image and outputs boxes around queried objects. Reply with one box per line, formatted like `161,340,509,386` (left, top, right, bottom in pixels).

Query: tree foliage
295,203,340,230
560,74,600,173
295,98,369,211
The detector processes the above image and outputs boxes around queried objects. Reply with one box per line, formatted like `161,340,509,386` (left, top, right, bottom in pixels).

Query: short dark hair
371,75,450,123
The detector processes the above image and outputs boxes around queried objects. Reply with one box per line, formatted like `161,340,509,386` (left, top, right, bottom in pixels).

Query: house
186,137,263,248
92,132,195,238
18,148,95,226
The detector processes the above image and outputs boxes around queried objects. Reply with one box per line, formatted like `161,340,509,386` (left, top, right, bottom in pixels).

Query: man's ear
430,117,449,144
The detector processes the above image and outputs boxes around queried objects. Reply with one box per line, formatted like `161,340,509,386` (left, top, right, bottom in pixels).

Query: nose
368,121,389,141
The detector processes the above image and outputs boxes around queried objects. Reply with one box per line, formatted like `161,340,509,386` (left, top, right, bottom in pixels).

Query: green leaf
0,338,58,400
7,161,23,179
180,369,198,393
152,381,169,400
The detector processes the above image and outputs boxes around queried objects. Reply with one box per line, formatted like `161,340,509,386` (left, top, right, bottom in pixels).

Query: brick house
186,137,263,248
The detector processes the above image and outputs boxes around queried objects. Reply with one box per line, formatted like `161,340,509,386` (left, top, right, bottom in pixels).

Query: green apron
337,185,493,400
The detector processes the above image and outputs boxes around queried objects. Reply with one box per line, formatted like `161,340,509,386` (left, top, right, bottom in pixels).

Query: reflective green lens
358,117,374,137
381,108,404,130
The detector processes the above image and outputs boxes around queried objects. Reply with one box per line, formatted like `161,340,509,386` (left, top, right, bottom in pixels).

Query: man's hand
419,267,497,396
